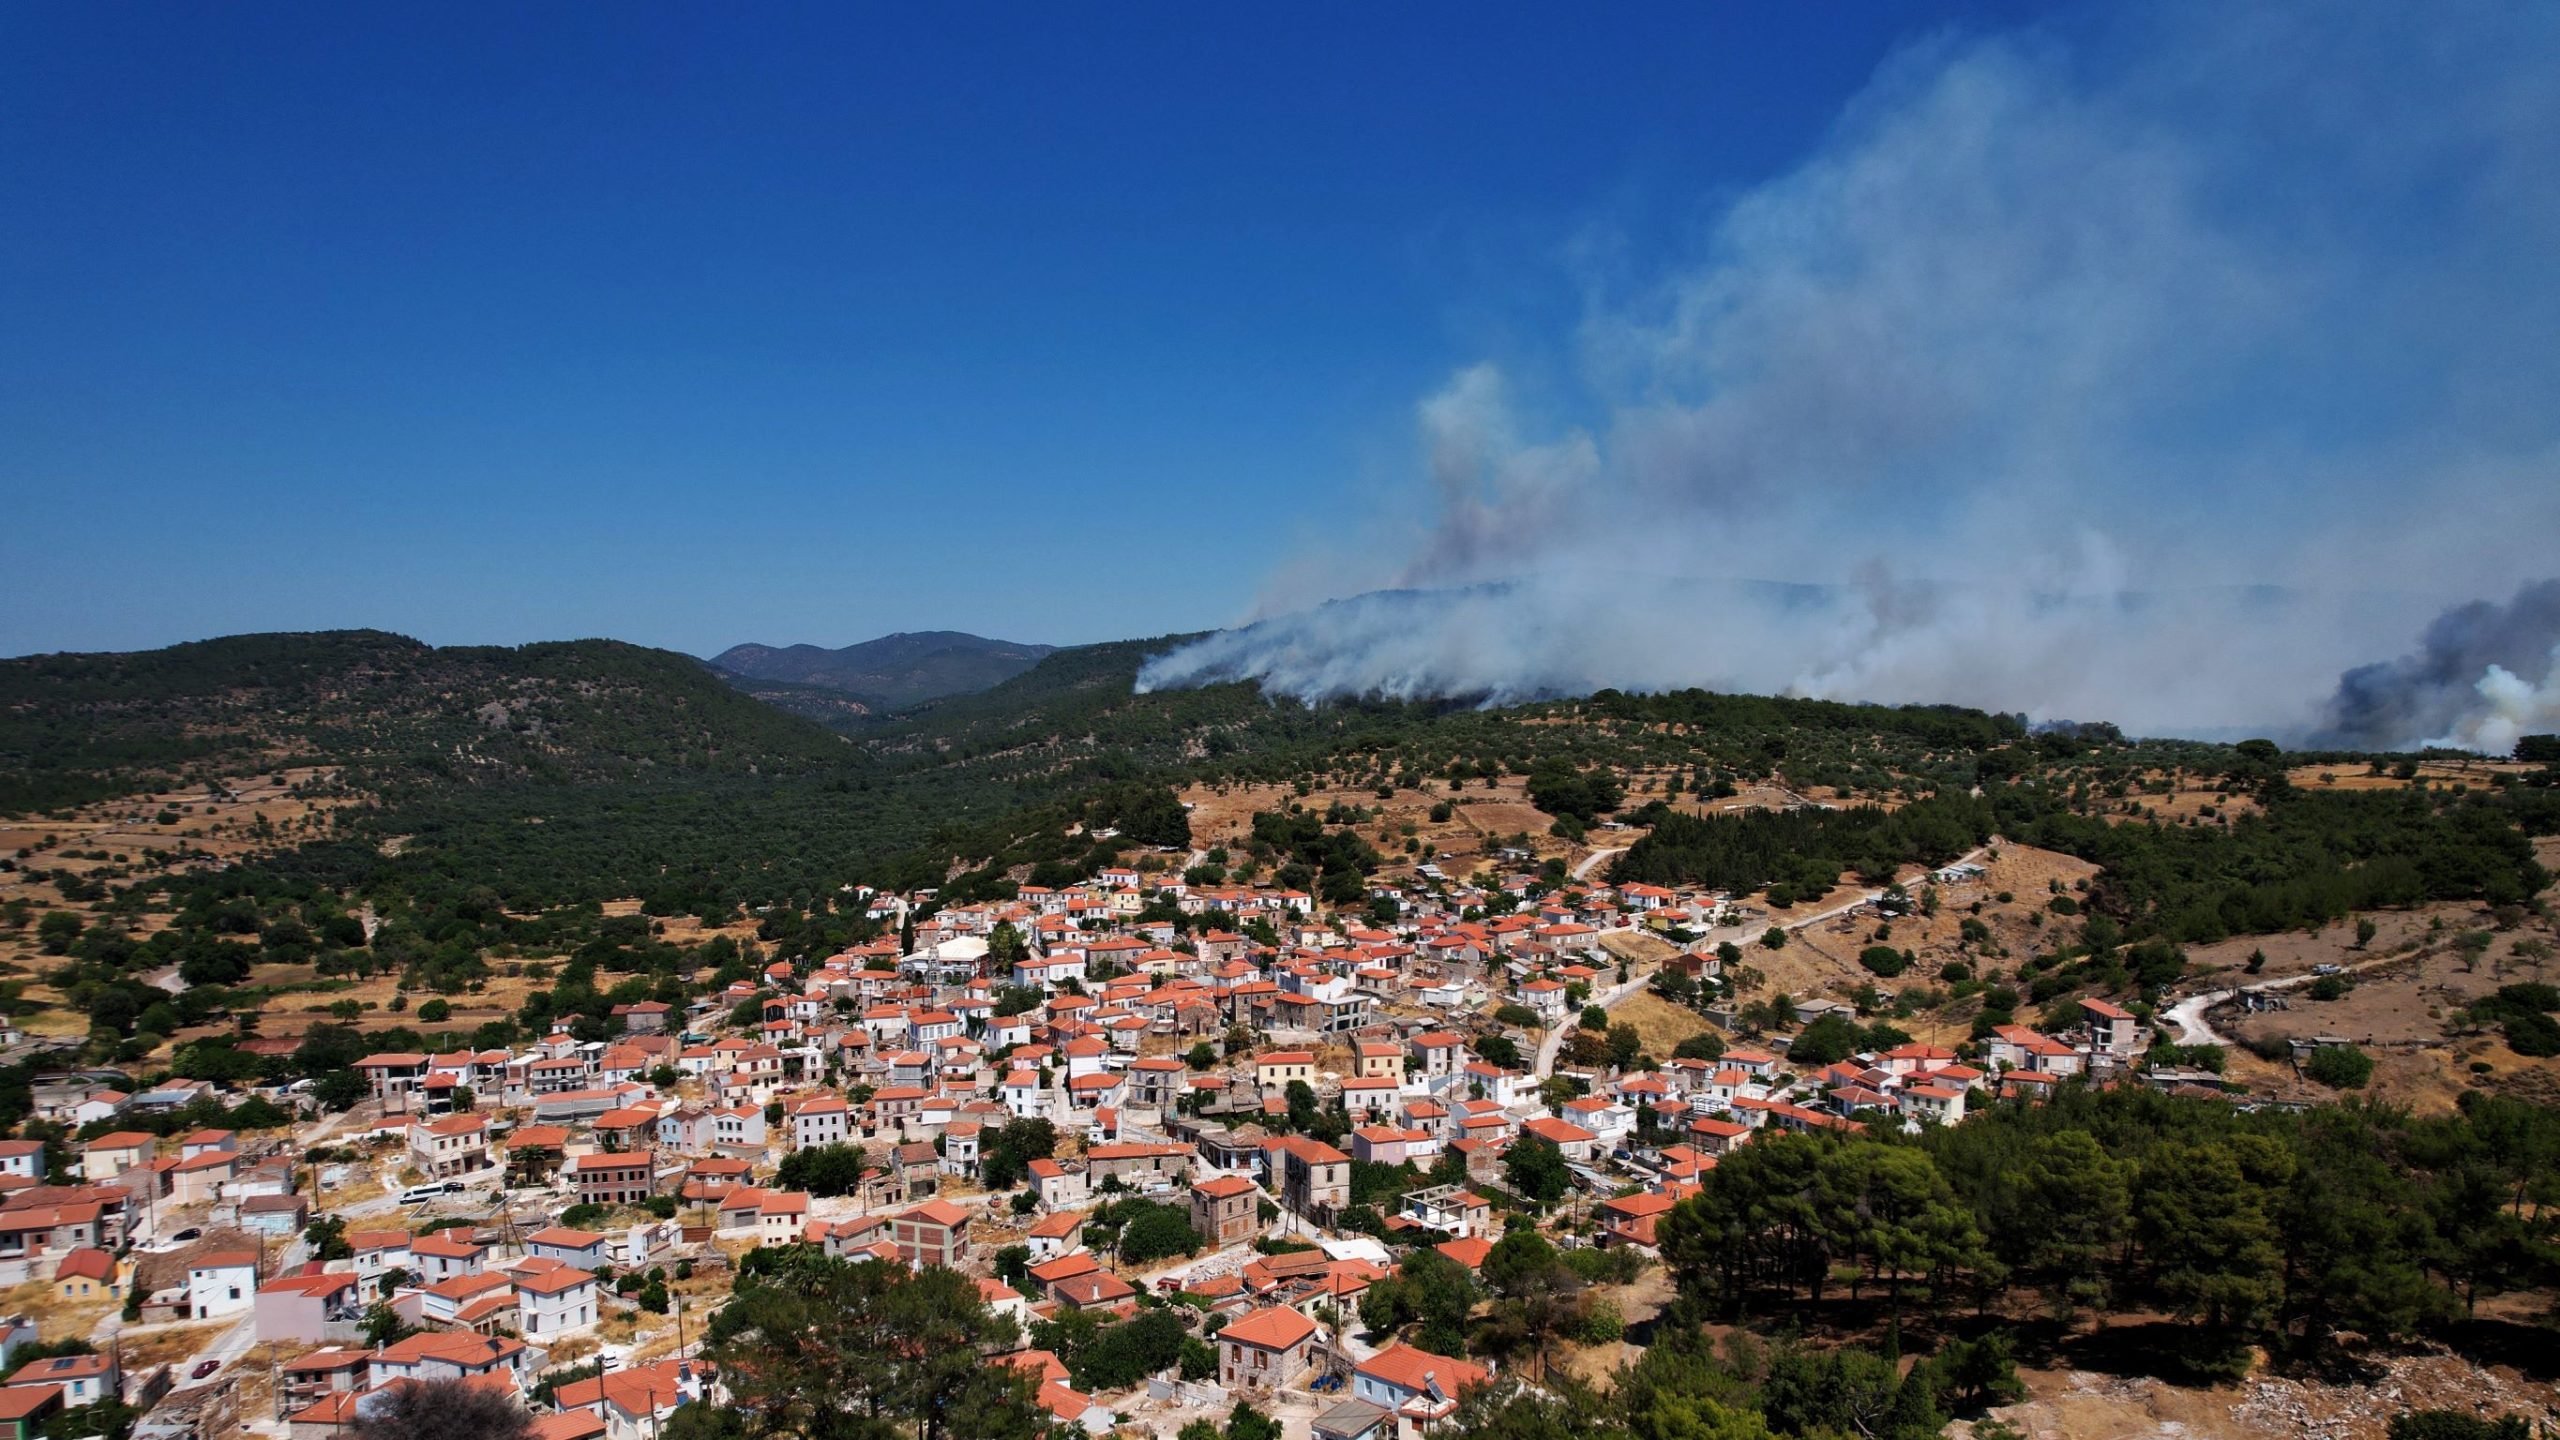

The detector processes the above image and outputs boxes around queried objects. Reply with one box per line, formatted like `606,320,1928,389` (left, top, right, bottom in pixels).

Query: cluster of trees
1502,1132,1574,1208
1029,1304,1214,1392
1661,1086,2560,1375
1436,1323,2023,1440
1610,795,1993,895
1996,784,2550,944
1525,759,1625,824
774,1142,866,1197
670,1248,1047,1440
1245,809,1382,905
1078,781,1192,849
975,1118,1058,1192
1361,1226,1640,1374
1777,1012,1920,1069
1580,687,2029,753
2463,981,2560,1056
1083,1197,1202,1266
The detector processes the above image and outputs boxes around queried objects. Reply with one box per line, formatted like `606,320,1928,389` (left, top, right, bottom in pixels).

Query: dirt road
2163,950,2402,1046
1573,847,1625,881
1536,963,1657,1076
1694,843,1995,952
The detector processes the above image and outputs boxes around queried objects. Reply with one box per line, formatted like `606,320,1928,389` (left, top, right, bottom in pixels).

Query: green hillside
709,630,1055,710
3,624,2555,1086
0,629,860,813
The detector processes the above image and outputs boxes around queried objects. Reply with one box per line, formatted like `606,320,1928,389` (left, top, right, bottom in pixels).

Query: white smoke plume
1139,1,2560,739
2442,660,2560,757
2321,581,2560,753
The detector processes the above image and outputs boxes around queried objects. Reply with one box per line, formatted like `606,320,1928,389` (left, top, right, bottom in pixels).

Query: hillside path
1572,847,1625,882
2162,949,2404,1046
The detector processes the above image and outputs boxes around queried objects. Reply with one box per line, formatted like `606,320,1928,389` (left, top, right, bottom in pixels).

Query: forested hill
0,629,859,812
708,631,1056,710
0,624,2063,913
21,624,2545,933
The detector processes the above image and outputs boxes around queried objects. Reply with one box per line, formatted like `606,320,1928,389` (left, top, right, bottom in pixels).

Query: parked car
169,1227,201,1243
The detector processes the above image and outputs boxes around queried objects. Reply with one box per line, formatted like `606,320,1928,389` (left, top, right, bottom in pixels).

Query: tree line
1659,1085,2560,1377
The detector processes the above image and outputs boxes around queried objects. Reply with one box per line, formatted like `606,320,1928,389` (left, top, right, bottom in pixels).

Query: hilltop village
0,845,2175,1440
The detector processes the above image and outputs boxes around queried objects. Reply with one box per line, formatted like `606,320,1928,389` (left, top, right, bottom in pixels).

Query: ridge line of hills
705,630,1056,713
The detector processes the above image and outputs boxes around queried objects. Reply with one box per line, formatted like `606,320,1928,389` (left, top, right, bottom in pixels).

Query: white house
1352,1344,1491,1429
514,1264,600,1340
186,1251,261,1320
786,1094,853,1150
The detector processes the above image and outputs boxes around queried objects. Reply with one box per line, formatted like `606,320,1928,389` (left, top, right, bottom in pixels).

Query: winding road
1533,962,1656,1077
1688,843,1997,953
1572,846,1625,882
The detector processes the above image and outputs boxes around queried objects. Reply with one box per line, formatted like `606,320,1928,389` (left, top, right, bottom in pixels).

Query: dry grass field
2179,839,2560,1113
2284,758,2535,793
0,1273,119,1346
1609,990,1715,1056
1729,842,2096,1008
1179,776,1585,885
2086,769,2265,827
0,766,357,1008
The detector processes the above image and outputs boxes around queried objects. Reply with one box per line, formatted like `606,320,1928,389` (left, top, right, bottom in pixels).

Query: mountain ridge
707,630,1055,710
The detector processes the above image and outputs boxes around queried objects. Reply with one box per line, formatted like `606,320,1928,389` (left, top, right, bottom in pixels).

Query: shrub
2502,1011,2560,1057
2493,981,2560,1012
1672,1032,1727,1062
2386,1411,2530,1440
1858,946,1910,978
1572,1297,1625,1345
2305,1044,2375,1089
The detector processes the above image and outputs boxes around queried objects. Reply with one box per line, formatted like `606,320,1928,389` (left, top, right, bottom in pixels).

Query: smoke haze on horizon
1140,1,2560,746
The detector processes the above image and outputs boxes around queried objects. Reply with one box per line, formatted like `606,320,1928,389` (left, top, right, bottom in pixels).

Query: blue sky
0,2,2065,657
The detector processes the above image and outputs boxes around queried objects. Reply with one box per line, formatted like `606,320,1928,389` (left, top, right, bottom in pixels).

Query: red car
191,1361,221,1381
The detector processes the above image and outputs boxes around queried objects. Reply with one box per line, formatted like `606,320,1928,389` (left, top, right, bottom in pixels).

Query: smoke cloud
2322,581,2560,753
1138,1,2560,741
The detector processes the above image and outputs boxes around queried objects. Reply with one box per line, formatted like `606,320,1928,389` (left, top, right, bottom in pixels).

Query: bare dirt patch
1599,930,1680,968
1996,1347,2560,1440
120,1322,230,1372
2207,922,2560,1113
2181,902,2517,988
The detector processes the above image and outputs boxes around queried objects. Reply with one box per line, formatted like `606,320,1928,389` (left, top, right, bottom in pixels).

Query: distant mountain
708,631,1056,710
